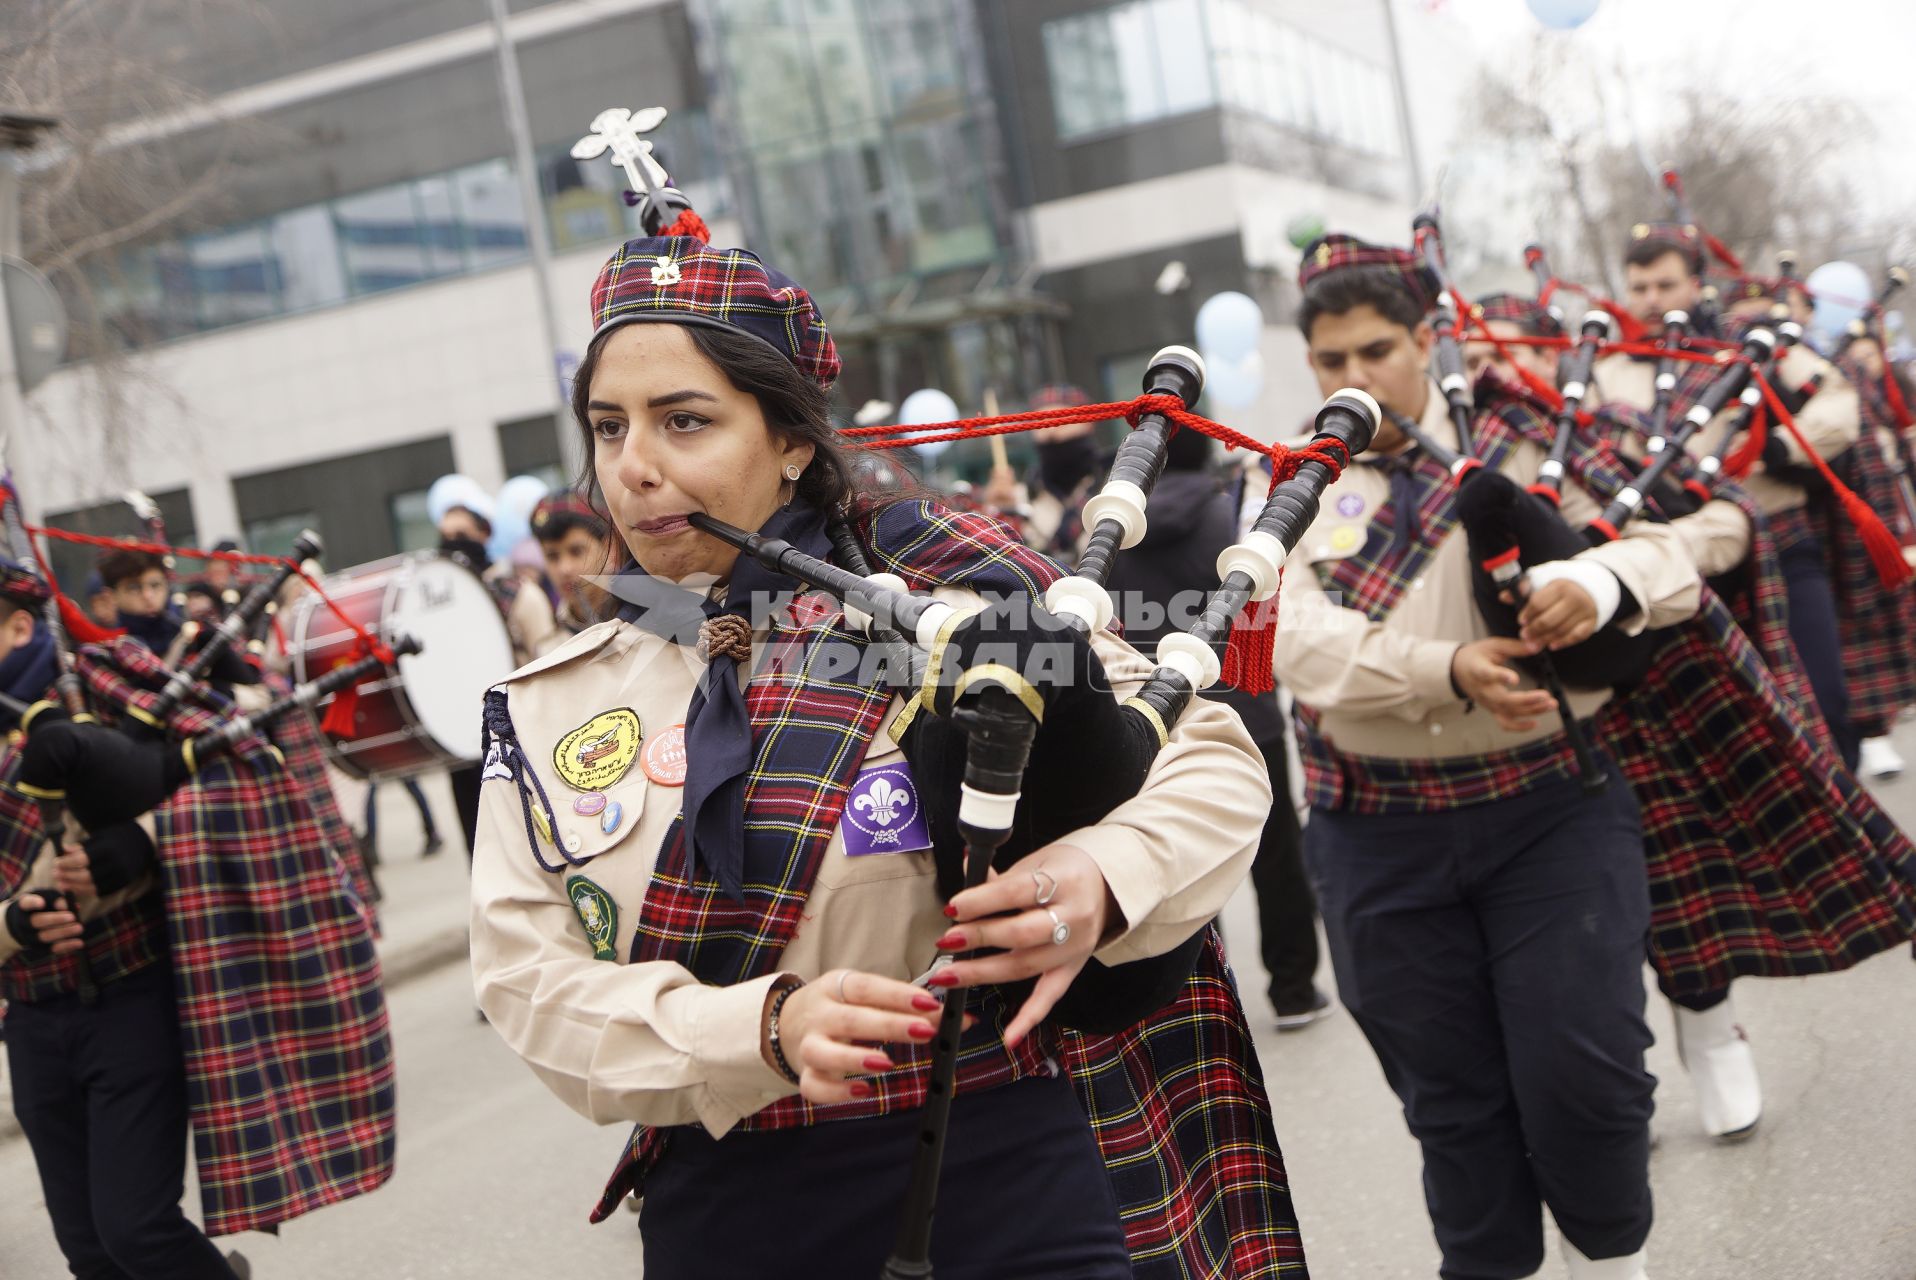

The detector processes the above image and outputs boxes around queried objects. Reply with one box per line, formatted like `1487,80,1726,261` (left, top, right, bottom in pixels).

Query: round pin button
573,792,607,817
642,724,688,786
601,801,624,835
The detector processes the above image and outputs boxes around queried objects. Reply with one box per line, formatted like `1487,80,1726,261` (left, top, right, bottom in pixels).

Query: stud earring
784,463,802,481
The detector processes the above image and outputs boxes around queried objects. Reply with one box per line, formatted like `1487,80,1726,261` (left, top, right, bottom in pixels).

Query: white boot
1561,1238,1648,1279
1673,997,1763,1140
1860,736,1905,781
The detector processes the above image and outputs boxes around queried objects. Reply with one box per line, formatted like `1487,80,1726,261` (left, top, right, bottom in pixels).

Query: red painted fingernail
911,993,942,1012
928,971,960,988
862,1054,893,1072
908,1021,936,1040
935,933,965,951
942,904,958,918
849,1081,874,1099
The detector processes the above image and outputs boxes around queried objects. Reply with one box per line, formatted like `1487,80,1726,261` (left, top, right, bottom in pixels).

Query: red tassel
56,592,122,645
1844,486,1914,589
1752,372,1912,589
319,677,360,739
1218,584,1281,697
657,208,712,244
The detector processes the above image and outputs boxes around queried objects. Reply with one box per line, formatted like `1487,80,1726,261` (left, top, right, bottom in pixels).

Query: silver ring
1045,909,1070,947
836,972,851,1003
1032,869,1058,906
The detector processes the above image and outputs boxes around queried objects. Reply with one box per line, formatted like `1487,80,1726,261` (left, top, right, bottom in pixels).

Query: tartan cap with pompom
1297,233,1440,315
588,233,841,390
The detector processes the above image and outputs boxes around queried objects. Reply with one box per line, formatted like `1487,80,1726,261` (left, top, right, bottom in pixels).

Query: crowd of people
3,114,1915,1280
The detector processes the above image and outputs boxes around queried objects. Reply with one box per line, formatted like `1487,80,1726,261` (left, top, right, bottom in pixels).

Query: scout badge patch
841,761,933,856
555,709,643,791
567,876,618,960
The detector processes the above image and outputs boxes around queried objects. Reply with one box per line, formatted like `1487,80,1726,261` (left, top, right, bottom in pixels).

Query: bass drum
287,552,515,780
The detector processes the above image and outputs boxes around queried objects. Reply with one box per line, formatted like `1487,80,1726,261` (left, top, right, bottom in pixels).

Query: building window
1204,0,1401,157
1043,0,1217,142
389,490,438,554
244,511,320,563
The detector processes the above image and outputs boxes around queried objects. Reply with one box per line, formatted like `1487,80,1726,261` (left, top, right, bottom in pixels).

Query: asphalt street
3,730,1914,1278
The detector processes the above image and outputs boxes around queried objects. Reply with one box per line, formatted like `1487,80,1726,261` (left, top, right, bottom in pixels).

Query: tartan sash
1294,706,1583,814
575,500,1307,1276
1316,425,1523,622
70,640,395,1236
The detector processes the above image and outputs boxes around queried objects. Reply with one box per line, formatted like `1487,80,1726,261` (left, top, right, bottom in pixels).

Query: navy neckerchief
0,626,57,708
117,608,183,655
609,502,832,899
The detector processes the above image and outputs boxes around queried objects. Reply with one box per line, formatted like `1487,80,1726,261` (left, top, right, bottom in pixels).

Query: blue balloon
487,475,549,564
1195,291,1264,362
1204,352,1265,410
899,388,961,459
1525,0,1600,29
1806,261,1871,346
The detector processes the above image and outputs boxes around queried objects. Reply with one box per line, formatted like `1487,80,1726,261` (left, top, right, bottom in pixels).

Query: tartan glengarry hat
1471,291,1563,338
1628,221,1703,272
0,555,50,610
589,235,841,390
1297,233,1440,314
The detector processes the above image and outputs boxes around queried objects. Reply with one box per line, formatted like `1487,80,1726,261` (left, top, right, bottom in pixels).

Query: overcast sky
1398,0,1916,218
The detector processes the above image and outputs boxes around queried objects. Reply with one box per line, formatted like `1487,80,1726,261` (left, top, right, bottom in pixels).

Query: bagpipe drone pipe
698,353,1377,1034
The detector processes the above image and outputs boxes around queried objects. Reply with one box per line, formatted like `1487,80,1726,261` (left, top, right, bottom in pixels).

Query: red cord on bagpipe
16,521,399,733
841,392,1351,482
843,394,1351,697
1438,302,1911,589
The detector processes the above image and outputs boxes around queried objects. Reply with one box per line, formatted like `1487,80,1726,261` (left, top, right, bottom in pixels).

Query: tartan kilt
1598,594,1916,997
76,640,397,1235
1812,424,1916,733
263,677,380,917
1063,927,1307,1279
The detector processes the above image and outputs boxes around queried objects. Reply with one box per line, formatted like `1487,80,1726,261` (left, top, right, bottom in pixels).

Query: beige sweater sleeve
1672,499,1753,578
1069,628,1272,966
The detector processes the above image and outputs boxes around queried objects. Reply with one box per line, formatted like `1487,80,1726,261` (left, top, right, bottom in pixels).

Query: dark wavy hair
1297,267,1431,341
570,322,856,518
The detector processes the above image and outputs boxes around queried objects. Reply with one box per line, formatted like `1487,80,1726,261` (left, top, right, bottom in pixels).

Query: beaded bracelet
766,981,803,1085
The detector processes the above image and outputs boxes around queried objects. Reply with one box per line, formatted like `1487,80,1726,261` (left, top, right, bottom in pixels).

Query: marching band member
530,493,613,634
1277,235,1704,1280
1591,225,1862,767
468,207,1295,1276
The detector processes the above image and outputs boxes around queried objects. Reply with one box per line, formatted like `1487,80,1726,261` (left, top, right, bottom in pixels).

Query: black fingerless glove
84,822,160,897
4,890,68,957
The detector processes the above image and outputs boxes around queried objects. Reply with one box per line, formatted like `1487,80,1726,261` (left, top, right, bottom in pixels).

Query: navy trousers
1778,529,1859,771
1307,767,1656,1279
5,962,236,1279
640,1073,1130,1280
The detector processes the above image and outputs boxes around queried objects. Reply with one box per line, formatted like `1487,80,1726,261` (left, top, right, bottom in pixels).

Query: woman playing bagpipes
466,178,1308,1276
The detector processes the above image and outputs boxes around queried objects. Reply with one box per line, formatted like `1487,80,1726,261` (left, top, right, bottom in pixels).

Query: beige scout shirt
1592,344,1860,520
470,598,1270,1136
1273,382,1703,762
